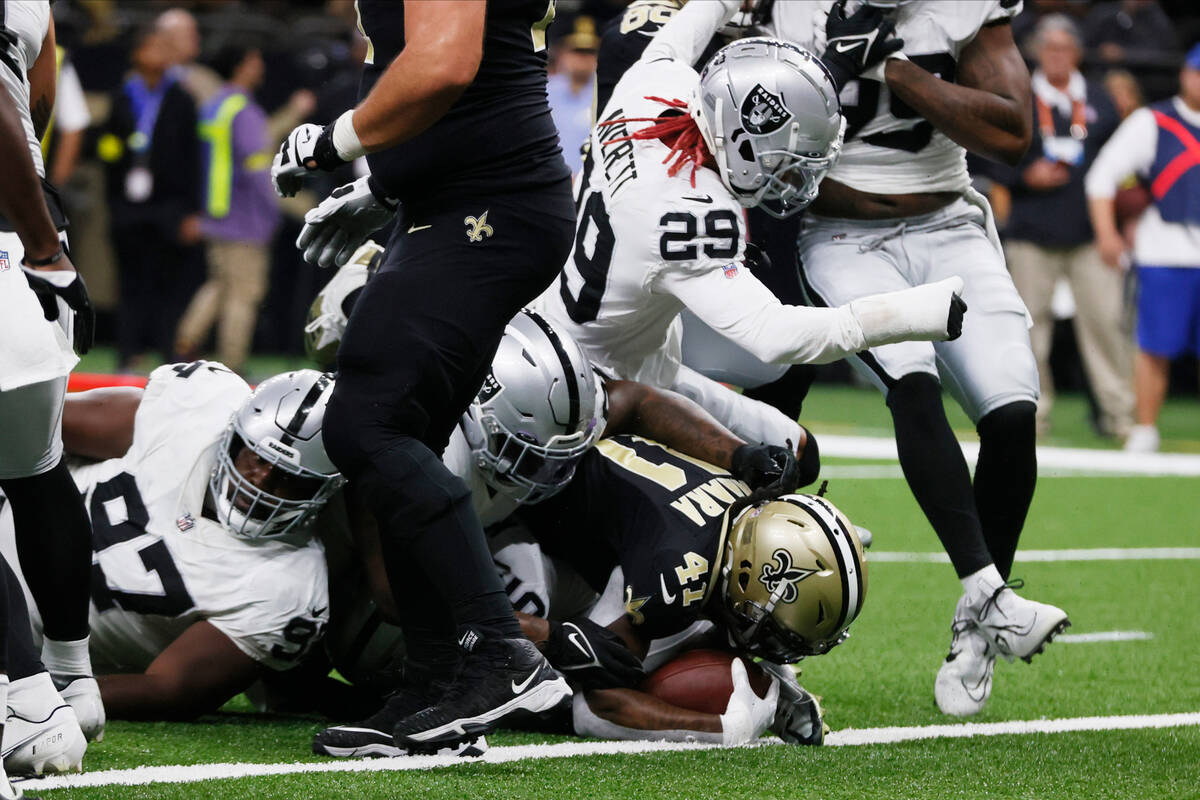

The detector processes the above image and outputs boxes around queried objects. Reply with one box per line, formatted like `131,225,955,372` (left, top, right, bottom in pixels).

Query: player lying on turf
534,18,966,451
512,483,866,747
308,305,810,758
0,363,340,722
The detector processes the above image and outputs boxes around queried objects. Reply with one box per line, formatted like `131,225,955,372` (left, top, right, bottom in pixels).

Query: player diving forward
536,19,967,451
0,363,339,722
513,440,866,746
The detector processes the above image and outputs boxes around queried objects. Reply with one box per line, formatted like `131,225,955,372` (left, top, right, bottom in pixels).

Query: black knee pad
885,373,943,420
977,400,1037,443
354,440,474,539
796,425,820,488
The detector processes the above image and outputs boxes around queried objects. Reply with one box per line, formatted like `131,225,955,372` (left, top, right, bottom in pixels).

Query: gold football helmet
716,493,867,662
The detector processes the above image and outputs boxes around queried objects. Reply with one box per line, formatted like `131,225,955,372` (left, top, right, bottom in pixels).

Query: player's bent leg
973,401,1038,579
885,373,991,578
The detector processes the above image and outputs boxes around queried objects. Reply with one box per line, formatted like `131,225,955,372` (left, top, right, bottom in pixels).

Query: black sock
354,441,522,645
1,558,42,681
887,374,991,578
743,364,817,421
974,401,1038,579
0,460,91,641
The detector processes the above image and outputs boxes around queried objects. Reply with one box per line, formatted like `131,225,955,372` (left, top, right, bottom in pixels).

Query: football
641,649,773,715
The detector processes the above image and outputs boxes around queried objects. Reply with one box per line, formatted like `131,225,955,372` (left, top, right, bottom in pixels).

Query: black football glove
947,293,967,341
821,0,905,91
731,442,801,494
22,267,95,355
543,618,645,691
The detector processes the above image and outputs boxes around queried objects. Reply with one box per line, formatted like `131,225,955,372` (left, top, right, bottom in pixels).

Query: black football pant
324,183,575,672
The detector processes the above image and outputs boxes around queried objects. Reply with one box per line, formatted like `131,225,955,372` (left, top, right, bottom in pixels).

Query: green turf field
26,451,1200,799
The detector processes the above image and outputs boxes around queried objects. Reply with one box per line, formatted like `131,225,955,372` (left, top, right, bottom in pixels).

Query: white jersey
765,0,1022,194
0,0,48,177
1,362,330,673
443,425,519,528
537,57,867,391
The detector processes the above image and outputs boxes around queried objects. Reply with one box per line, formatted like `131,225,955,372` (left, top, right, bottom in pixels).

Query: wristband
22,245,64,267
331,109,368,162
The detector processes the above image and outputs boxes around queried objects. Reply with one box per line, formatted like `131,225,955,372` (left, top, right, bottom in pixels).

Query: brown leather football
641,649,772,715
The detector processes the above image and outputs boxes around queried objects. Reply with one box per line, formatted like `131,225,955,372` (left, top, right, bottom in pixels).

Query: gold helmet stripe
784,495,864,631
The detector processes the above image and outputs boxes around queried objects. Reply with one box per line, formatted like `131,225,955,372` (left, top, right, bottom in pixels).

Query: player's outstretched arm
97,620,260,721
61,387,143,460
883,21,1032,165
641,0,739,66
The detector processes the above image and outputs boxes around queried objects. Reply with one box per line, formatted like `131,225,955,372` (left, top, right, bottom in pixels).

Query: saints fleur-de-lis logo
624,585,649,625
464,210,494,243
759,548,816,604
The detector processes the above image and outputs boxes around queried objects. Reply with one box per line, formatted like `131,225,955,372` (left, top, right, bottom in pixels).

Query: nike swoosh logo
511,669,539,695
311,606,328,617
835,40,866,53
408,224,432,233
660,574,677,604
683,195,713,204
567,630,593,660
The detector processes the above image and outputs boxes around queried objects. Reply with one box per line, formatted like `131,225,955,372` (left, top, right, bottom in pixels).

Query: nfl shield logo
176,513,195,532
0,250,9,271
723,263,739,279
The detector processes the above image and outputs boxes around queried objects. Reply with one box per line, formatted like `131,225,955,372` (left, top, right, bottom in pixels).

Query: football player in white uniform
533,17,966,453
0,364,338,723
0,1,101,778
661,0,1069,715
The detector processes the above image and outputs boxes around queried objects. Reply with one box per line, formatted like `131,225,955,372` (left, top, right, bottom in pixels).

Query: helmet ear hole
738,572,750,593
738,139,755,163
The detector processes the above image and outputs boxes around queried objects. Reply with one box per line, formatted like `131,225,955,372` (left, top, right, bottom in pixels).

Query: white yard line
1057,631,1154,643
867,547,1200,563
820,434,1200,477
23,712,1200,791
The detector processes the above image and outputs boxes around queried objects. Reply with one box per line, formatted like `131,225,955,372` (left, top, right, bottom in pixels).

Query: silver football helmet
211,369,345,539
692,37,844,218
461,309,606,505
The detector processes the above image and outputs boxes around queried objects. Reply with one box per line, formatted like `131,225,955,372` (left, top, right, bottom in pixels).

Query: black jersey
517,435,750,640
355,0,570,206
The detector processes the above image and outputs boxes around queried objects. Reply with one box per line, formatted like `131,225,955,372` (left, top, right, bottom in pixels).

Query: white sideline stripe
820,434,1200,476
22,713,1200,791
1057,630,1154,643
867,547,1200,563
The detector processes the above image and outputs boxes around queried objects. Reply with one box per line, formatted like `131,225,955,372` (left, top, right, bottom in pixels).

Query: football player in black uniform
514,437,866,745
270,1,582,750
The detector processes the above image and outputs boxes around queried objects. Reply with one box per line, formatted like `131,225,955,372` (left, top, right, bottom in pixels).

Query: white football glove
297,177,399,268
719,658,780,746
851,275,967,347
272,123,327,197
303,240,379,367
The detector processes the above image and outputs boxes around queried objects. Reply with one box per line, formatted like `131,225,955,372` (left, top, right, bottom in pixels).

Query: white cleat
935,597,996,717
1123,424,1160,453
4,673,87,775
53,677,105,743
972,582,1070,663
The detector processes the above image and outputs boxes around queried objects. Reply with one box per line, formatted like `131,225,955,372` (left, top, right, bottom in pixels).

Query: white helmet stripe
786,494,863,629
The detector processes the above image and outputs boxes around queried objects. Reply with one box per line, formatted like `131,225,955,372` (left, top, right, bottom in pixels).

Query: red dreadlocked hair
597,96,710,187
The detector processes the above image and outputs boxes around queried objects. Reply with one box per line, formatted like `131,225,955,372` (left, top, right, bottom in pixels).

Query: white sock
41,636,94,678
960,564,1004,605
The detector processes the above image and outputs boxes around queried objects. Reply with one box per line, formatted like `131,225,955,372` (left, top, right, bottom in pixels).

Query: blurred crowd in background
44,0,1200,447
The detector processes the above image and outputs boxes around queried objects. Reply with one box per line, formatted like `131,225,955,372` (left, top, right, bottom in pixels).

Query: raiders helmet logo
759,548,816,603
740,83,792,135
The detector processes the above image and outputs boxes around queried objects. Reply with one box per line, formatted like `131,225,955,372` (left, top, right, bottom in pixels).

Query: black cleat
392,638,571,751
313,686,485,758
